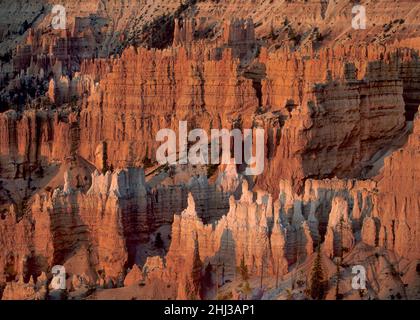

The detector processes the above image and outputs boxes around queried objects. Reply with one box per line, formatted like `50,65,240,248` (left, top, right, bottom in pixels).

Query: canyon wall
1,0,420,300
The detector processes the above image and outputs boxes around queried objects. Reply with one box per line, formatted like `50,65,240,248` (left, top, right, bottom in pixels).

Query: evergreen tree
335,215,344,300
242,281,252,299
201,262,213,298
203,262,213,288
335,257,343,300
310,246,326,300
239,254,249,281
191,236,203,299
154,232,164,249
185,278,196,300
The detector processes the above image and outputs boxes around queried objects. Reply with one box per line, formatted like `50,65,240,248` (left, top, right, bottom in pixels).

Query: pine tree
154,232,164,249
242,281,252,300
239,254,249,281
339,215,344,257
275,254,280,289
191,236,203,299
335,257,343,300
310,246,325,300
335,215,344,300
203,262,213,288
185,278,196,300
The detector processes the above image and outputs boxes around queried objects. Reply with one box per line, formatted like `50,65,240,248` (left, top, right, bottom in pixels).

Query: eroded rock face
1,0,420,300
0,167,234,290
163,197,264,286
374,107,420,260
0,109,79,179
257,46,419,194
1,275,45,300
76,45,258,169
124,264,144,287
361,216,378,247
0,205,34,282
323,197,355,258
2,41,417,195
150,181,293,287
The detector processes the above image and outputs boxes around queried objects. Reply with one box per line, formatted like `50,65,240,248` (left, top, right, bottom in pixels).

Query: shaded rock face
373,108,420,260
0,109,79,178
144,129,418,296
257,46,420,195
1,0,420,300
164,185,279,285
0,167,233,288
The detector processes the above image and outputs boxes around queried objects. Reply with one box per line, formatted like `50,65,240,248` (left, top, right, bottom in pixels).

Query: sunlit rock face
1,0,420,300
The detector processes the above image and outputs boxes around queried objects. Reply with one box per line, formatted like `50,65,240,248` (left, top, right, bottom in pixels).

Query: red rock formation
1,0,420,301
373,106,420,260
0,109,78,176
124,264,144,287
153,182,288,288
76,45,258,168
1,275,46,300
323,197,355,258
257,46,419,194
173,18,196,47
361,216,377,247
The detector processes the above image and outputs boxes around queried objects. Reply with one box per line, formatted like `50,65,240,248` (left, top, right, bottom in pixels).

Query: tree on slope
310,245,326,300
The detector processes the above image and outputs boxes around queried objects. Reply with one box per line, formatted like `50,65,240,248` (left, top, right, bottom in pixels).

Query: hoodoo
0,0,419,301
